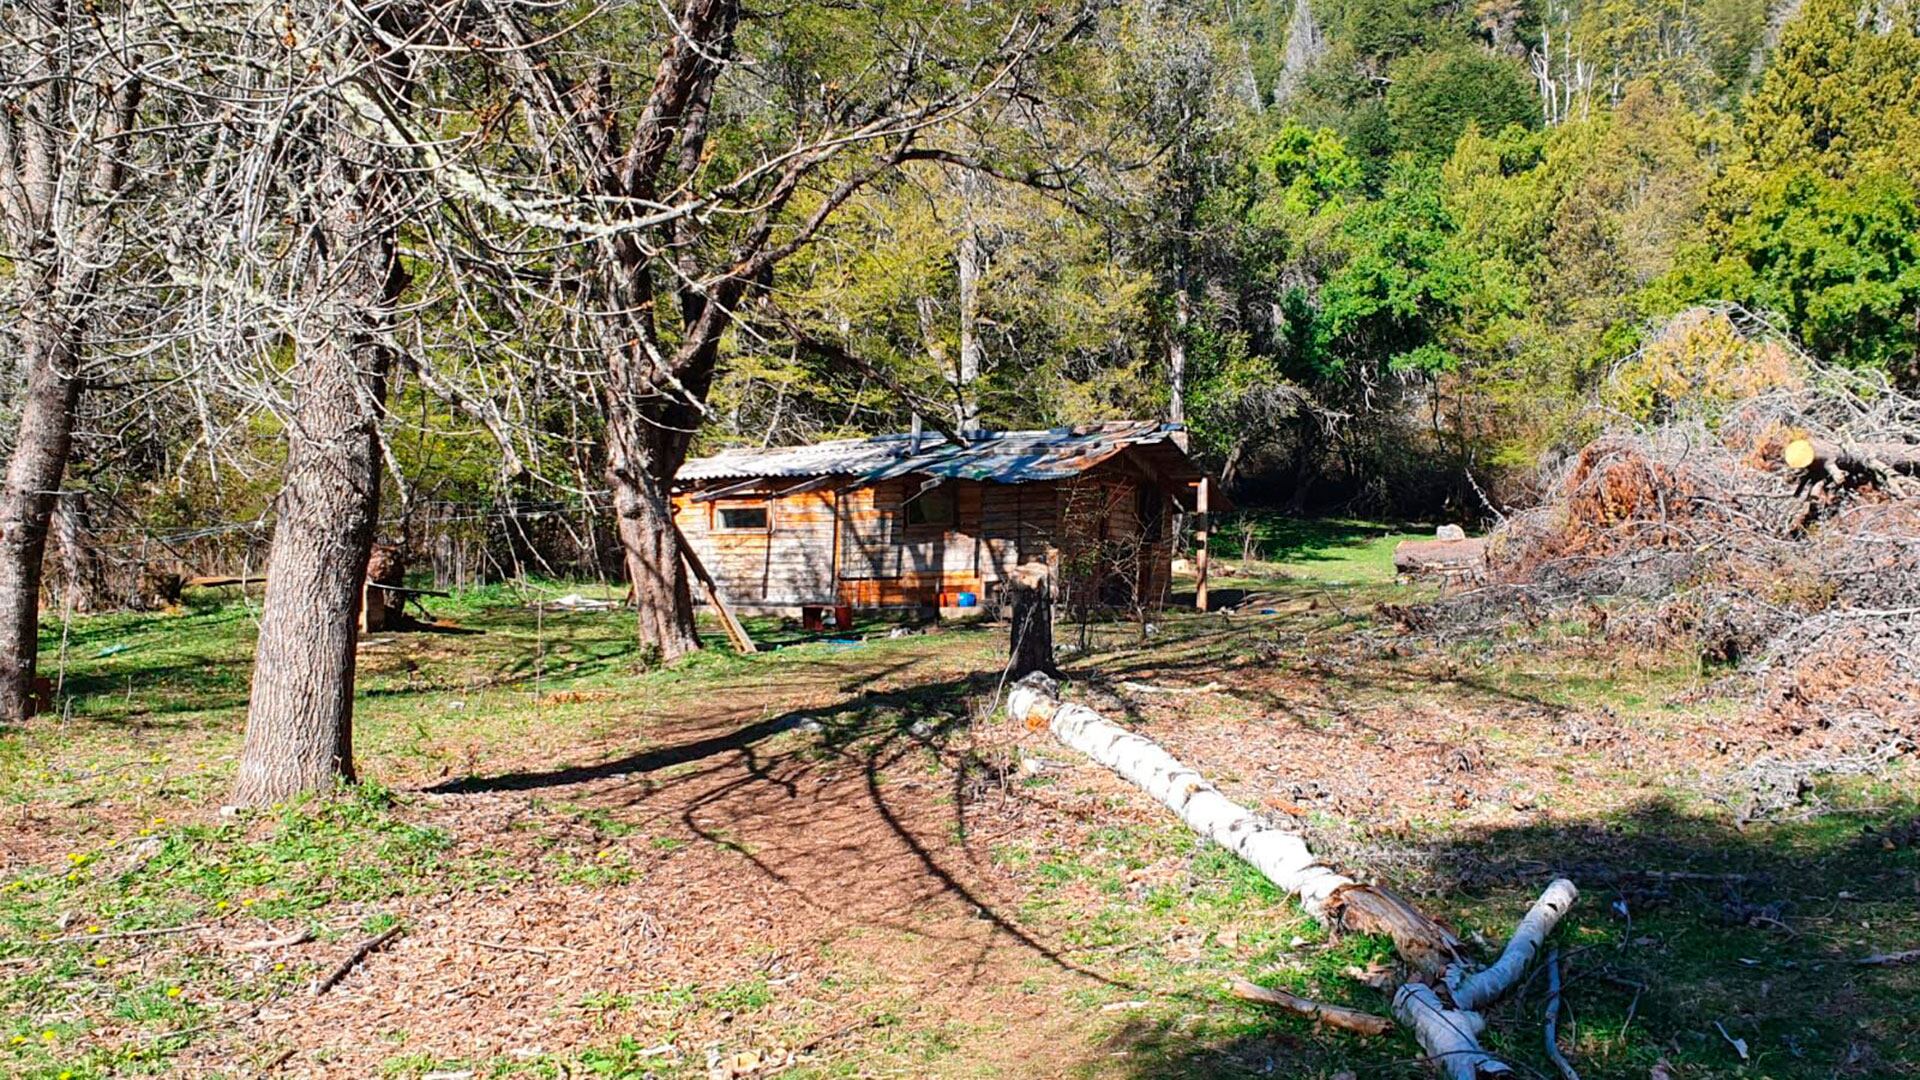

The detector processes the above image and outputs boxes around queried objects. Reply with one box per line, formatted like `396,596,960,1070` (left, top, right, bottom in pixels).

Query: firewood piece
1393,538,1488,579
1544,947,1581,1080
1228,977,1394,1036
1446,879,1579,1012
1394,982,1509,1078
1782,438,1920,479
361,544,407,633
313,923,402,996
1008,563,1055,679
1329,882,1465,979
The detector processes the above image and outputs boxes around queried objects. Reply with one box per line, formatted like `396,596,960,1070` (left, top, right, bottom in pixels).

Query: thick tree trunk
232,324,390,804
232,94,402,803
1007,673,1577,1079
606,409,701,660
54,489,107,614
0,320,81,720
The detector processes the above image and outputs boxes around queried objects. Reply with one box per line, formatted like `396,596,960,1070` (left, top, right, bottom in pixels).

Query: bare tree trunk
606,402,700,660
1168,283,1189,425
0,24,141,720
232,326,388,803
0,321,80,719
1008,562,1054,678
232,67,404,803
53,489,106,614
955,169,984,432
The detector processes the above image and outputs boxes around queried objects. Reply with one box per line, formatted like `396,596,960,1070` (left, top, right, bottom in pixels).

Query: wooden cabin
672,422,1217,615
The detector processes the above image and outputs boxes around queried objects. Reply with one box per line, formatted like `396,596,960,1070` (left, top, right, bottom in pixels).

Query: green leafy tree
1386,48,1538,159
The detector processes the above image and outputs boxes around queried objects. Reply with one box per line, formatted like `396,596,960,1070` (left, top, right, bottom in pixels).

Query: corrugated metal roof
679,421,1194,486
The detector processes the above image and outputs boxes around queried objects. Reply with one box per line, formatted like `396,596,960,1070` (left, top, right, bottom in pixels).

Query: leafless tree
379,0,1093,659
0,1,150,720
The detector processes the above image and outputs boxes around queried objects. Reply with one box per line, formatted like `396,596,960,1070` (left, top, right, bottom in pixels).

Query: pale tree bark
1168,280,1190,424
0,14,143,720
955,168,985,432
231,3,409,804
1007,674,1578,1078
53,489,106,613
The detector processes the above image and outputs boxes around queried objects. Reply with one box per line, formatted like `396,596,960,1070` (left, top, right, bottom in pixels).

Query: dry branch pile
1452,310,1920,813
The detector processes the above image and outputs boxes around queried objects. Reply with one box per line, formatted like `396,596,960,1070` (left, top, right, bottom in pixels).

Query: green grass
6,555,1920,1078
1207,513,1431,584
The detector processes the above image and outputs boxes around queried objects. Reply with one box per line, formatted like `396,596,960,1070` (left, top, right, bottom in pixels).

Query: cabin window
905,485,956,527
716,504,769,531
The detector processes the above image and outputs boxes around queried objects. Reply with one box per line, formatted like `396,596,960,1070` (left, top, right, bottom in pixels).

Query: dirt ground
5,560,1919,1079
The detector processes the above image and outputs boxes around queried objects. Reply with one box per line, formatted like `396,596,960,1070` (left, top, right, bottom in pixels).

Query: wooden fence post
1195,476,1211,612
1009,562,1054,678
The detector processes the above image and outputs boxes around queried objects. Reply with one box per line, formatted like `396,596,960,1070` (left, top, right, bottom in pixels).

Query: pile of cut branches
1441,309,1920,814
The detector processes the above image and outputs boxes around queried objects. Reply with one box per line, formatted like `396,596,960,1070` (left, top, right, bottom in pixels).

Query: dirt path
209,644,1133,1078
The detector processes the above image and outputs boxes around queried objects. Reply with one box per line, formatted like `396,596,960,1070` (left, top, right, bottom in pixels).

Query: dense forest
710,0,1920,507
2,0,1917,773
10,0,1918,561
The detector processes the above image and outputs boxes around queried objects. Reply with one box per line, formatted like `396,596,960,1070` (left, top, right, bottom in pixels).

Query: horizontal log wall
673,486,837,605
674,463,1176,612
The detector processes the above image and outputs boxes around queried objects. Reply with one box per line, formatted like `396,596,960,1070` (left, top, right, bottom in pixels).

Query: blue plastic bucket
955,591,978,608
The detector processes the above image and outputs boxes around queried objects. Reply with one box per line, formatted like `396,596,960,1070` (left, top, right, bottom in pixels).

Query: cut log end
1782,437,1817,471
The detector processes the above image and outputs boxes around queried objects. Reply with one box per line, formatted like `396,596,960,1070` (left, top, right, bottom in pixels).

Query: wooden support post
1194,476,1210,612
1008,562,1054,678
671,523,757,654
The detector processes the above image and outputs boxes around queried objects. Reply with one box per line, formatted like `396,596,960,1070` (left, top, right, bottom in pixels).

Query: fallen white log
1008,675,1355,917
1447,878,1580,1011
1393,983,1508,1079
1008,673,1576,1078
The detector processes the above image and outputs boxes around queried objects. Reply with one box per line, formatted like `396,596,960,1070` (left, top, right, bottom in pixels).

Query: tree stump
1008,562,1055,678
362,543,407,633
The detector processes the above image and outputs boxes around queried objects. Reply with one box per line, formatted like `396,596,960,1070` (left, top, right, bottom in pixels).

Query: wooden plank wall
836,478,988,607
672,487,837,606
674,464,1175,611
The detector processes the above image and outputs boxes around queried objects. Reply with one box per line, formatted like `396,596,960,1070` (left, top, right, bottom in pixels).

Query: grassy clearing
3,519,1918,1078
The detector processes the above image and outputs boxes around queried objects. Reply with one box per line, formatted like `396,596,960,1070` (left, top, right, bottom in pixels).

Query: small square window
717,505,769,531
905,486,956,527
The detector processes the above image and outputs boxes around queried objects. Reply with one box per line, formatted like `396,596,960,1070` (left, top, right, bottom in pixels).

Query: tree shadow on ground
413,632,1918,1080
1107,794,1920,1080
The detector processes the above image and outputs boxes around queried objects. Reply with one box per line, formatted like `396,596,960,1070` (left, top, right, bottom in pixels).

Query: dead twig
1227,977,1394,1036
451,936,579,957
313,924,403,996
1855,948,1920,966
1118,680,1225,695
226,928,314,952
36,921,211,946
1544,948,1581,1080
